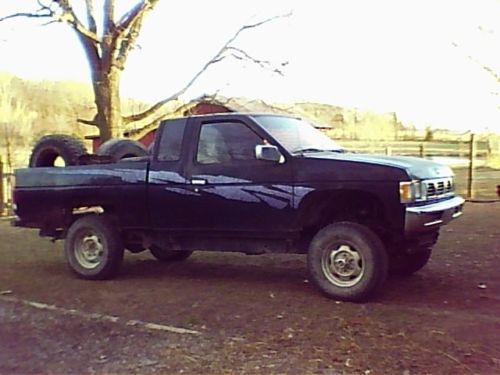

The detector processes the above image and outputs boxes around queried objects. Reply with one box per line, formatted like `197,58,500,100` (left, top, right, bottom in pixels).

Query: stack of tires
28,134,148,167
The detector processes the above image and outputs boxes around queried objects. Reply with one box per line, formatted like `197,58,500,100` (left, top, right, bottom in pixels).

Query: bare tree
1,1,289,141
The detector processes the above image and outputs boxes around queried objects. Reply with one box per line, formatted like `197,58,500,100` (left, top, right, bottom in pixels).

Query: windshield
253,115,344,154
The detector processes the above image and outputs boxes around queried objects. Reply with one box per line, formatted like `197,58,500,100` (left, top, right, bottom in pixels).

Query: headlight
399,180,423,203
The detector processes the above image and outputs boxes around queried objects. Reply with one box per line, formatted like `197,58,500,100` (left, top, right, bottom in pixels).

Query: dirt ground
0,202,499,374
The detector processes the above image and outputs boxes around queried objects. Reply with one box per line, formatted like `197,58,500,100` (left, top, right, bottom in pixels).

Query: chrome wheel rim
321,244,364,287
74,231,104,270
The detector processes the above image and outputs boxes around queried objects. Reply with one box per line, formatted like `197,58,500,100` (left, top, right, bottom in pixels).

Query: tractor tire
29,134,87,167
97,139,148,162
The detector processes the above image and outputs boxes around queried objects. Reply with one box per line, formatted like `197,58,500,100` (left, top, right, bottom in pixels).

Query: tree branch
123,12,291,126
84,0,97,33
122,53,230,126
113,1,159,70
55,0,100,43
104,0,115,34
115,0,159,33
452,41,500,83
224,12,292,50
0,1,101,44
0,0,54,22
226,46,284,76
0,12,50,22
114,13,145,70
480,64,500,83
115,2,144,32
77,117,99,127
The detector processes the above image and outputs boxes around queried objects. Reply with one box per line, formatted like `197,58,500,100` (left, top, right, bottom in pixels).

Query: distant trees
1,1,288,142
0,77,37,170
0,73,159,168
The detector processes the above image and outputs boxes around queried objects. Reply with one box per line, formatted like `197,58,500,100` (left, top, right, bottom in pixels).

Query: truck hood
305,152,454,180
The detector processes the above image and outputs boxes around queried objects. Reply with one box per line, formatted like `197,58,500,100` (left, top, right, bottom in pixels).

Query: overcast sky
1,0,499,132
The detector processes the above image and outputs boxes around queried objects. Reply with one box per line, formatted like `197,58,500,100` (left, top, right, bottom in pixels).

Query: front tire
65,215,124,280
308,222,388,302
149,245,193,262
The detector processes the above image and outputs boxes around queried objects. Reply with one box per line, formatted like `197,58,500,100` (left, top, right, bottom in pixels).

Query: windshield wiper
292,148,344,155
292,148,324,154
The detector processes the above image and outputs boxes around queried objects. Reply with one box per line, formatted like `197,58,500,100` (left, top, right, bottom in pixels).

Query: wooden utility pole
467,133,475,199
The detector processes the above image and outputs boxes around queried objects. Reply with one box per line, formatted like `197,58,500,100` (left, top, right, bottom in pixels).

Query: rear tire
149,245,193,262
29,134,87,167
97,139,148,162
308,222,388,302
65,215,124,280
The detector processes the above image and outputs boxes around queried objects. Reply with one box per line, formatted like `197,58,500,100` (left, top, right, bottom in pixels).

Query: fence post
0,156,4,216
467,133,475,199
419,144,425,158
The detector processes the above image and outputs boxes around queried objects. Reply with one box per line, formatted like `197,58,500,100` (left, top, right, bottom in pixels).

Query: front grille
425,178,453,199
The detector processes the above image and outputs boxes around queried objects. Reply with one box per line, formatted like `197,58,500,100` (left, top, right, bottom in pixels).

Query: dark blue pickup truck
13,113,464,301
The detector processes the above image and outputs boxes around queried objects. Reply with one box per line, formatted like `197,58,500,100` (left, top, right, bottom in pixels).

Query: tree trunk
94,67,122,142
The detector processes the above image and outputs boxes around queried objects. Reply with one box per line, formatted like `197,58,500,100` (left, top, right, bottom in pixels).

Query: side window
197,122,263,165
157,119,186,161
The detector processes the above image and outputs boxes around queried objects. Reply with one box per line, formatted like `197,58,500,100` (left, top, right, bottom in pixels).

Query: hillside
0,73,149,169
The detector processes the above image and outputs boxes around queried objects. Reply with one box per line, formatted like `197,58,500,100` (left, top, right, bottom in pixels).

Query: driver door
182,116,295,235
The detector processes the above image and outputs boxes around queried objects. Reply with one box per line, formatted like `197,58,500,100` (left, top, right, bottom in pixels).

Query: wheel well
69,206,123,227
296,190,389,250
35,205,108,239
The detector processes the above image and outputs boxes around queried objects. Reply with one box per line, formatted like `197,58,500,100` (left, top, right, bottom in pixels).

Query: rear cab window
157,119,186,161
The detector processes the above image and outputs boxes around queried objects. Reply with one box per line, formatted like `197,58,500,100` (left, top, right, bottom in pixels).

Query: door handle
191,178,207,185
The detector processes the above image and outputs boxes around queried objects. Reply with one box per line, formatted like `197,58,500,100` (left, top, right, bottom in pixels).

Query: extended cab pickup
13,113,464,301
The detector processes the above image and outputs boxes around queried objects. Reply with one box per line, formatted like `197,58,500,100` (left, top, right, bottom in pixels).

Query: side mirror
255,145,284,163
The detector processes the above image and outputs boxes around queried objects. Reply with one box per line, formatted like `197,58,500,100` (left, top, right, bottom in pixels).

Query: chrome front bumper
405,196,465,234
